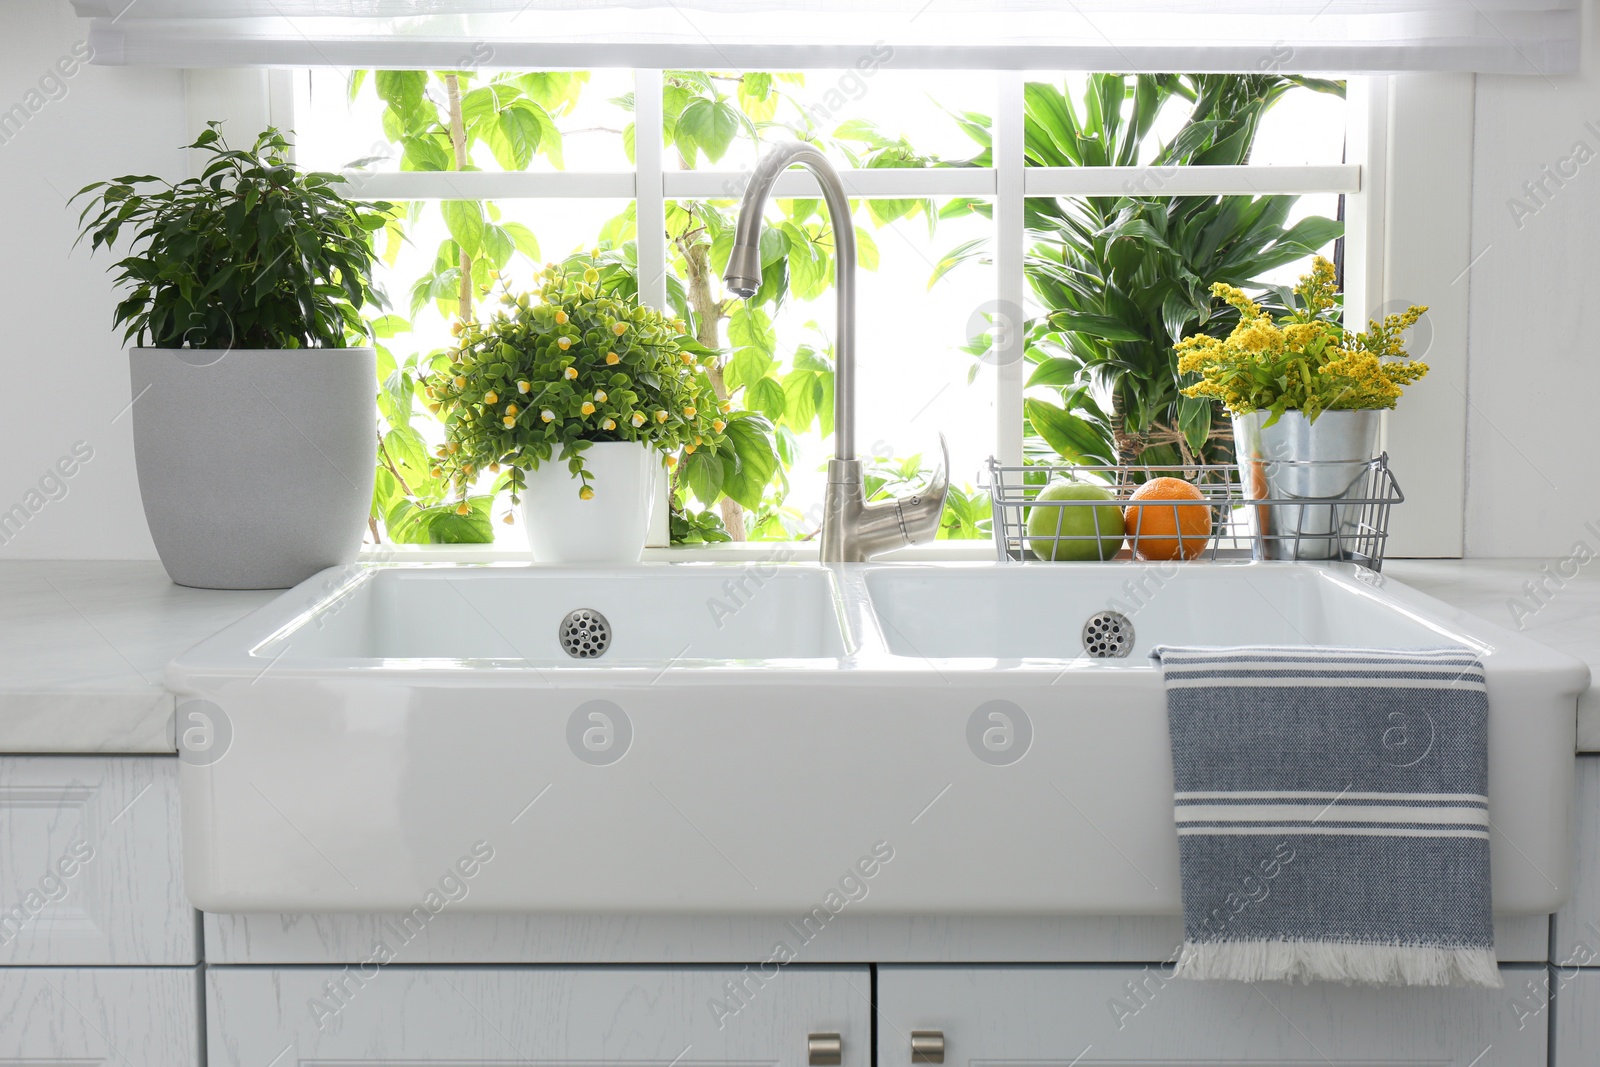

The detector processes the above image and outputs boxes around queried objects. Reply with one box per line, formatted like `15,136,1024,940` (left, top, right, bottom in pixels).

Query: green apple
1026,481,1125,561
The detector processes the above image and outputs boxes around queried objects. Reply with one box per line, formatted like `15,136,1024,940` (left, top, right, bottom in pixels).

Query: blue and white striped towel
1152,646,1499,988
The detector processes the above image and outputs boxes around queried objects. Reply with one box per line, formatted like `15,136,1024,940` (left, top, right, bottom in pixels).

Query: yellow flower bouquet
1176,257,1429,426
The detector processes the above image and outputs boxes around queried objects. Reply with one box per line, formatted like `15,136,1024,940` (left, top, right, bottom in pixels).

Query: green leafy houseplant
424,258,741,504
72,123,391,349
70,122,390,589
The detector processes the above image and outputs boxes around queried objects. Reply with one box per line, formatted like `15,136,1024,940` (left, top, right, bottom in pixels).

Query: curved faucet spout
724,141,946,562
723,141,856,461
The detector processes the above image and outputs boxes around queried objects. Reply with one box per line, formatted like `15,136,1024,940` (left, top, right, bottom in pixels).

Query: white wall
1462,1,1600,556
1379,73,1475,558
0,0,183,559
0,0,1591,559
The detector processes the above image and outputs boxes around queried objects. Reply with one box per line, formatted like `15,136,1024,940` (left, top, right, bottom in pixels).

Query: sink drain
1082,611,1134,658
559,609,611,659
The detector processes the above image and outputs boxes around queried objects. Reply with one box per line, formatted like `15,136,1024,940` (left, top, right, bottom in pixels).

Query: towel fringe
1174,939,1503,988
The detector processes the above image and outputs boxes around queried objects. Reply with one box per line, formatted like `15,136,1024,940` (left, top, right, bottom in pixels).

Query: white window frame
222,67,1472,558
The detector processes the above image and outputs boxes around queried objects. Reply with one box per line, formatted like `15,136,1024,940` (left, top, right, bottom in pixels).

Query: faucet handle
895,433,951,545
912,433,950,505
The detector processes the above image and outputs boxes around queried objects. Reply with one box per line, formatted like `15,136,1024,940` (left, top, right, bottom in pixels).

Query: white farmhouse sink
168,561,1585,917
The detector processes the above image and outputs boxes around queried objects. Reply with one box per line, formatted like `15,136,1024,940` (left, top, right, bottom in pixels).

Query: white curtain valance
75,0,1579,75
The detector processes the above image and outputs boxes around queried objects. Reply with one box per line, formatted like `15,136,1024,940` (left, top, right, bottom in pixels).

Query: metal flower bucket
1232,409,1381,560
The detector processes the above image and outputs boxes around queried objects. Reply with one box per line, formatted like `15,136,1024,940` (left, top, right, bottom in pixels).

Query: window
289,67,1353,548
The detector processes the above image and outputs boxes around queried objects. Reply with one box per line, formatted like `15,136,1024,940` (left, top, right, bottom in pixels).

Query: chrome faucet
723,141,949,563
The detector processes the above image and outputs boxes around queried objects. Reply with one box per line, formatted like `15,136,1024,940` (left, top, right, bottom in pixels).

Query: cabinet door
878,965,1545,1066
1556,969,1600,1062
0,966,200,1064
0,755,195,964
1554,755,1599,968
208,965,870,1066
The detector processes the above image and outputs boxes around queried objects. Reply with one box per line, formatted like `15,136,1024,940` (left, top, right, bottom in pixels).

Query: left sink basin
170,561,863,914
253,562,851,666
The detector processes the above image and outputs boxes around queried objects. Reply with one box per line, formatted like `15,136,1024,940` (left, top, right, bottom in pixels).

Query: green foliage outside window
348,68,1342,544
356,65,967,545
938,74,1346,470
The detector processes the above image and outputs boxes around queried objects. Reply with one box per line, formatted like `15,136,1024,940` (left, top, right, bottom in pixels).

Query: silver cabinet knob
808,1032,842,1066
911,1030,945,1064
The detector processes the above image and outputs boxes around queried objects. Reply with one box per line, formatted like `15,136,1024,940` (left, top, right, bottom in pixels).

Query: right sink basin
861,561,1460,661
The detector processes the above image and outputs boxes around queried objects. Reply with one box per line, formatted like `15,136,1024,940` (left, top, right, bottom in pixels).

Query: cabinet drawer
878,965,1545,1065
0,756,194,964
207,965,871,1065
0,966,200,1063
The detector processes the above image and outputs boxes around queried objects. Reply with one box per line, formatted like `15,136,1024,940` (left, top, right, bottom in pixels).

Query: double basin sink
169,560,1586,916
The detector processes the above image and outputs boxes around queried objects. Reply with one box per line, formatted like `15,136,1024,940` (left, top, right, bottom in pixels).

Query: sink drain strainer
1082,611,1134,658
559,609,611,659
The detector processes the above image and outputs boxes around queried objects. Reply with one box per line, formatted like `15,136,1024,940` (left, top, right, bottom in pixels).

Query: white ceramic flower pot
519,441,662,563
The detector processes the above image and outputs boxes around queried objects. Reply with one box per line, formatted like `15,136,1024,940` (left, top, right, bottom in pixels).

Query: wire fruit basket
986,454,1403,569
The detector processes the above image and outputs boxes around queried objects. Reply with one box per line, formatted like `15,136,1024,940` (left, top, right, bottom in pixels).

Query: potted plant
74,123,390,589
426,259,729,563
1176,256,1428,558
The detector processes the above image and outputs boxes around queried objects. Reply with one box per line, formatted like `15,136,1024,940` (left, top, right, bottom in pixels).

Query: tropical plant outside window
1017,75,1346,470
289,66,1346,545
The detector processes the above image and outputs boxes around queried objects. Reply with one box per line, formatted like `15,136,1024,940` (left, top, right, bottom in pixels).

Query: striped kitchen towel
1151,645,1499,988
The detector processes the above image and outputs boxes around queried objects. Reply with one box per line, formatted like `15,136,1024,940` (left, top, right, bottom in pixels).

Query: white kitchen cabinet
0,966,200,1064
878,965,1546,1066
1556,968,1600,1062
1554,755,1599,968
1548,762,1600,1058
0,756,195,964
207,965,871,1066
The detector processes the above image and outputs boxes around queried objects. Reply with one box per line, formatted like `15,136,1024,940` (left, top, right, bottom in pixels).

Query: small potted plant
74,123,390,589
426,259,728,563
1176,256,1428,557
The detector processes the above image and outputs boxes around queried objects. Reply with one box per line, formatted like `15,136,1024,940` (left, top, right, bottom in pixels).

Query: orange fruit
1122,477,1211,561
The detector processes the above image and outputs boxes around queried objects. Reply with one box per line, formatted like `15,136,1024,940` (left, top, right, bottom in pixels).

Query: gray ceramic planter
130,348,376,589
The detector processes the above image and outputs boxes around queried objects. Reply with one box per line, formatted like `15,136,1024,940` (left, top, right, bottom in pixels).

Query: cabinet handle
911,1030,945,1064
808,1032,843,1066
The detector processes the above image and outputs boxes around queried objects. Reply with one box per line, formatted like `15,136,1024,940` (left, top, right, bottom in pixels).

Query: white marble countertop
0,562,275,753
0,558,1595,753
1384,559,1600,750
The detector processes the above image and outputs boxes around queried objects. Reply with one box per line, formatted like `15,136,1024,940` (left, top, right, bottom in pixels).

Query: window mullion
345,166,1356,201
1025,164,1359,196
634,68,667,310
995,70,1026,469
633,68,671,547
663,169,997,199
1341,77,1385,336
